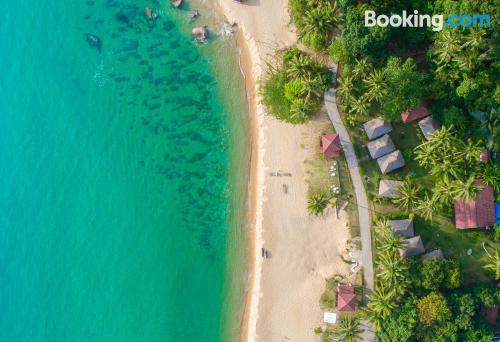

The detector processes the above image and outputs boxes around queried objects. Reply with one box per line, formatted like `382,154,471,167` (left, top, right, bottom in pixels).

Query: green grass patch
413,215,500,282
337,154,360,238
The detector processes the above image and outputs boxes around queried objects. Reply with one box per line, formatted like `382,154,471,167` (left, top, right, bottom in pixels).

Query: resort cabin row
363,118,405,174
389,217,443,259
378,178,499,230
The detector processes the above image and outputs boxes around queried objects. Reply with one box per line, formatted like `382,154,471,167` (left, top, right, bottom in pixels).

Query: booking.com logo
365,10,491,31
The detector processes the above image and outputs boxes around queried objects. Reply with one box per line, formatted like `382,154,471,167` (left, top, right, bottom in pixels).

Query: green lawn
304,115,361,238
338,155,361,238
414,215,499,282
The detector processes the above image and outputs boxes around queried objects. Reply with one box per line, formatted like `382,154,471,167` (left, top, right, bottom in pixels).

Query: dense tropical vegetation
366,217,499,341
279,0,499,339
262,47,331,124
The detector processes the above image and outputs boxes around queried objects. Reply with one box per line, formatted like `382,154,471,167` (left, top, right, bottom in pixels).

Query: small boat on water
171,0,182,8
85,33,101,52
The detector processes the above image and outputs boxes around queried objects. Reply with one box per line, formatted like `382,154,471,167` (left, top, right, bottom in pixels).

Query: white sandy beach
215,1,353,341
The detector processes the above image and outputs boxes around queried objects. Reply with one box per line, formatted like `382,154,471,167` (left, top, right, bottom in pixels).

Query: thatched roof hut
363,117,392,140
421,249,444,260
367,134,395,159
391,219,414,238
378,179,403,198
418,116,440,140
400,236,425,257
377,150,405,174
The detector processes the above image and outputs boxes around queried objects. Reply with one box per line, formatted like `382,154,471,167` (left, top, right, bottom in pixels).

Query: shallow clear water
0,1,248,341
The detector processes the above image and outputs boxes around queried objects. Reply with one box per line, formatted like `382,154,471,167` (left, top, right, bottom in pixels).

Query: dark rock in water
171,0,182,8
189,10,199,21
191,26,208,43
168,41,181,49
115,12,130,24
163,21,175,31
85,33,101,52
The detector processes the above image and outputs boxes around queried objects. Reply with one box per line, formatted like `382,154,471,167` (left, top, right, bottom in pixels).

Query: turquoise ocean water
0,1,249,341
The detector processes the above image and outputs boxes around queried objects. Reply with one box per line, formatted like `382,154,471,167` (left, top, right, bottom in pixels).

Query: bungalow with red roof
454,180,495,229
337,285,356,312
401,105,430,123
320,134,341,159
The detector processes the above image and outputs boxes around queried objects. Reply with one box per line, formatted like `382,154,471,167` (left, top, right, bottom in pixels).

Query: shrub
262,48,331,124
329,38,351,65
417,292,451,327
443,259,461,289
421,258,444,290
443,106,467,129
473,283,500,307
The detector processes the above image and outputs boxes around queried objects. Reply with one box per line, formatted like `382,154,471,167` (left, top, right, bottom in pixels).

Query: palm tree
415,126,464,172
286,54,311,80
432,178,455,207
378,233,405,255
289,98,312,123
364,69,387,102
481,110,499,150
349,95,370,117
394,178,422,212
352,57,371,80
482,110,499,135
335,315,362,342
301,74,326,99
454,53,477,73
461,29,492,64
482,243,500,280
365,286,397,328
462,138,483,168
337,75,354,102
429,157,462,180
376,251,410,296
374,218,392,242
451,176,483,201
417,193,441,221
433,30,461,64
414,143,434,169
482,162,500,192
302,2,340,41
307,192,329,216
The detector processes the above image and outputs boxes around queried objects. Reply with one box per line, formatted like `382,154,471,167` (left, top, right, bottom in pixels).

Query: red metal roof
401,105,430,123
337,285,356,312
454,180,495,229
320,134,341,158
